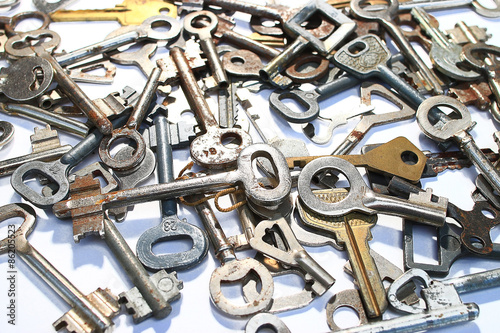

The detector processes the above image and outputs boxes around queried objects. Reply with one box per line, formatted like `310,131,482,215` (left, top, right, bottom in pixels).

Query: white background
0,0,500,332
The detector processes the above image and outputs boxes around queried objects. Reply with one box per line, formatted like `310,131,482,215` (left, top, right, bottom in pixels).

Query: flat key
417,95,500,195
398,0,500,18
0,203,120,333
350,0,444,95
0,120,14,147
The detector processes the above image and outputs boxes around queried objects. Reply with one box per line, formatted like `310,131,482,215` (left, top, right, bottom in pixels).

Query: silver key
417,95,500,196
0,120,14,147
245,313,291,333
398,0,500,18
0,203,120,333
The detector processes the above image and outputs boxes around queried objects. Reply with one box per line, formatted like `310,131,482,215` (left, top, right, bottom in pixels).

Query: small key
332,82,415,155
411,7,479,81
170,47,252,169
184,11,229,89
50,0,177,26
0,120,14,147
350,0,443,95
0,203,120,332
11,116,128,209
298,189,386,318
137,115,209,272
417,95,500,196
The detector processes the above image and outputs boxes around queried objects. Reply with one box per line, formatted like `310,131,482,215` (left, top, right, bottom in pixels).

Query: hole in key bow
152,237,194,254
333,306,361,329
401,150,419,165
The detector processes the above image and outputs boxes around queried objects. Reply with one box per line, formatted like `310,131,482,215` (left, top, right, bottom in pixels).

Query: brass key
50,0,177,26
297,189,387,318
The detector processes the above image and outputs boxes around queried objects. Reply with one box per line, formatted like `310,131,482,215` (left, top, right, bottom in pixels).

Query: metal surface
33,0,77,13
0,120,14,147
245,313,291,333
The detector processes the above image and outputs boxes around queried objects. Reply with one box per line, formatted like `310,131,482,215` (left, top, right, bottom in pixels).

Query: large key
170,47,252,169
410,7,480,81
297,189,386,318
397,0,500,18
184,191,274,317
137,115,209,271
0,203,120,332
11,116,128,209
53,143,291,225
297,156,448,225
417,95,500,196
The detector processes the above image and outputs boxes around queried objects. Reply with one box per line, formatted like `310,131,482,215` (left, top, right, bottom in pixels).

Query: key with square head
410,7,480,81
350,0,443,95
417,95,500,196
184,11,229,89
0,203,120,333
50,0,177,26
297,189,386,318
170,47,252,169
137,115,209,272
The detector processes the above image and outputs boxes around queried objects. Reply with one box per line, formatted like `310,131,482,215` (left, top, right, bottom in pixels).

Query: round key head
350,0,398,21
416,96,472,142
461,42,500,72
246,313,291,333
183,11,218,38
0,203,36,254
472,0,500,18
222,49,263,78
326,289,369,331
139,15,181,42
0,121,14,147
4,10,50,36
99,127,147,172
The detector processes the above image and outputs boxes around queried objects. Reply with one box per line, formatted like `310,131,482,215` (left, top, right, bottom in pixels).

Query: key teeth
409,188,448,209
119,271,183,323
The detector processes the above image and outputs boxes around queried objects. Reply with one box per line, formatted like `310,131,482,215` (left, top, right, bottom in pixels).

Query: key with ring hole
184,11,229,89
170,47,252,169
398,0,500,18
183,190,274,317
0,203,120,333
297,190,385,318
245,313,290,333
297,156,448,226
0,120,14,147
11,116,128,209
137,115,209,272
417,95,500,196
350,0,443,95
5,30,113,135
99,67,161,172
332,82,416,155
53,144,291,229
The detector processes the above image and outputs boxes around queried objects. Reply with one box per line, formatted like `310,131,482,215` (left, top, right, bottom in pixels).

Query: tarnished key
184,11,229,89
398,0,500,18
0,120,14,147
137,115,209,272
297,189,386,318
417,95,500,196
0,203,120,333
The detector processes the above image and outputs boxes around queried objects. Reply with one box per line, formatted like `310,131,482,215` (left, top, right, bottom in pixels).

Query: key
0,203,120,332
297,189,385,318
184,11,229,89
332,82,415,155
52,143,291,230
136,115,209,271
297,155,448,225
5,30,114,135
170,47,252,169
184,191,274,317
246,313,291,333
417,95,500,196
11,116,128,209
397,0,500,18
0,125,71,177
99,67,162,172
448,81,493,111
411,7,480,81
50,0,177,26
33,0,77,13
218,79,237,128
0,120,13,147
350,0,444,95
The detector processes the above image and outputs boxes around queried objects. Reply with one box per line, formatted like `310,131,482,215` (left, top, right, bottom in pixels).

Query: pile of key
1,0,500,332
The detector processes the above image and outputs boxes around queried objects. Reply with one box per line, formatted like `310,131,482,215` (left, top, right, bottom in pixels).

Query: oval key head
461,42,500,73
0,203,36,253
5,29,61,58
269,89,320,123
139,15,181,42
99,128,147,172
222,50,263,78
0,121,14,147
183,11,218,38
416,96,472,143
350,0,398,21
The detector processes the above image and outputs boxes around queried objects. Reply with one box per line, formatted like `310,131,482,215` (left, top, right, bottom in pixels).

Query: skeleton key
53,144,291,227
350,0,444,95
0,203,120,332
297,190,386,318
297,156,448,225
170,47,252,169
11,116,128,209
332,82,415,155
397,0,500,18
417,95,500,196
184,11,229,89
184,192,274,317
410,7,480,81
137,115,209,271
5,30,114,135
66,175,183,323
50,0,177,26
99,67,161,171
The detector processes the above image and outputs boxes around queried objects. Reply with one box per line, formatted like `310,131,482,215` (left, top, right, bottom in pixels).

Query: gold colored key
50,0,177,26
297,188,387,318
287,136,427,183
